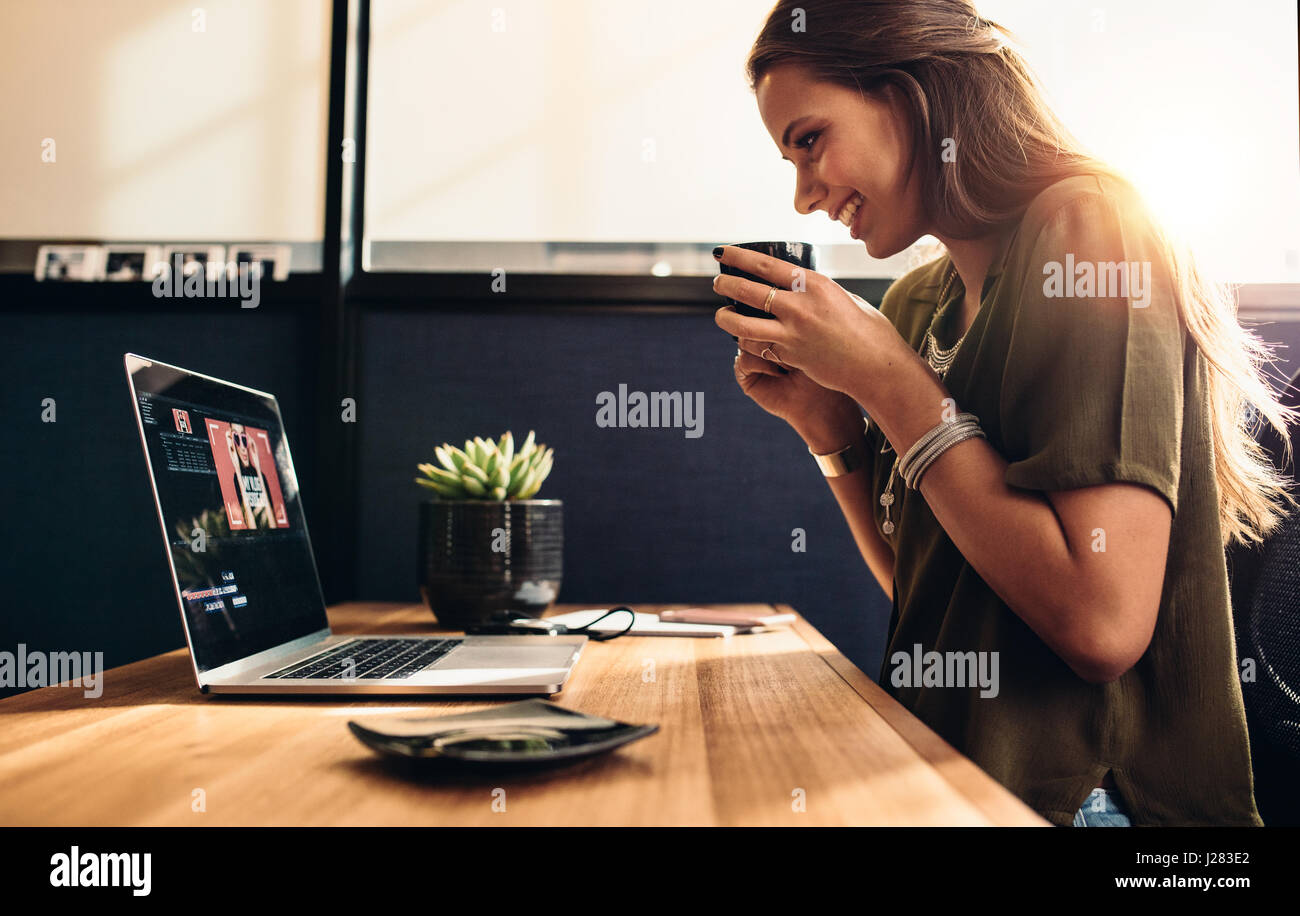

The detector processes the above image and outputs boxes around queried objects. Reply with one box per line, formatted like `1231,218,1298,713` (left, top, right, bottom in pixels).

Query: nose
792,167,826,217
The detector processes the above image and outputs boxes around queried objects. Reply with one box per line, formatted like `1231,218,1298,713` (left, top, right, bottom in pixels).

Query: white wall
980,0,1300,283
366,0,789,244
0,0,331,241
365,0,1300,282
3,1,1295,281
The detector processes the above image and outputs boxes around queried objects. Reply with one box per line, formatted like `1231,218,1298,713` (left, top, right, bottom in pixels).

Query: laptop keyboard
264,638,458,680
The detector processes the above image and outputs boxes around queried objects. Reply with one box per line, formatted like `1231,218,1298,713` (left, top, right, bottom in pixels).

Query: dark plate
347,699,658,766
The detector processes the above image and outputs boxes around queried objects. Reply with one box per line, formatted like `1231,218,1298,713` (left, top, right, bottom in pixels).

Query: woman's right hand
733,345,867,453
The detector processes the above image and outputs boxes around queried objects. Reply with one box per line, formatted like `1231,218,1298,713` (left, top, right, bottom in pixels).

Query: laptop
124,353,586,695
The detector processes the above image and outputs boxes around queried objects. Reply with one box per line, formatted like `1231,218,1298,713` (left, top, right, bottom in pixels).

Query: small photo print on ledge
159,245,227,282
34,245,104,281
103,245,162,281
227,244,291,281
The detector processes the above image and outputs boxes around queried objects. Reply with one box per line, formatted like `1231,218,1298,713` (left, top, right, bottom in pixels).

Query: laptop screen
126,355,328,673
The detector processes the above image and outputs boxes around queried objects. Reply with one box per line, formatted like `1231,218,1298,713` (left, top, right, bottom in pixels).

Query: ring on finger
763,286,778,314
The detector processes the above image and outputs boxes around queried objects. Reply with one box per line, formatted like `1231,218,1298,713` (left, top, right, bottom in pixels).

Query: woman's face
230,423,250,466
755,63,926,259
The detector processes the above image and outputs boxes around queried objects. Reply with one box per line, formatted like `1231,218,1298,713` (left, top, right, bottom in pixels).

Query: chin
859,235,888,260
861,231,907,261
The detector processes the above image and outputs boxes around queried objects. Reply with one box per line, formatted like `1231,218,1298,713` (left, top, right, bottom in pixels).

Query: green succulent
416,430,553,501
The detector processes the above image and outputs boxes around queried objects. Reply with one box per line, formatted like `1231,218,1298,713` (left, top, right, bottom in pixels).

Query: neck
934,226,1014,307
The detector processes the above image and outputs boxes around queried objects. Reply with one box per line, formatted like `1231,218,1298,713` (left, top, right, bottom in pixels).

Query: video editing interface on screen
131,366,327,673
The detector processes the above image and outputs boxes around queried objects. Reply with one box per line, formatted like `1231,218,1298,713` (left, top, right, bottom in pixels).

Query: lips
849,200,866,240
834,192,865,238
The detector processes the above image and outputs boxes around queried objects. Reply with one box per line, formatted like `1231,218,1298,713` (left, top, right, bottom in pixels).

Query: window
0,0,332,269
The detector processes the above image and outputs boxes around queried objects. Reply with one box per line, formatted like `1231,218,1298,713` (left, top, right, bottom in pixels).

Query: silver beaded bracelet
897,413,976,476
897,413,986,490
901,414,978,483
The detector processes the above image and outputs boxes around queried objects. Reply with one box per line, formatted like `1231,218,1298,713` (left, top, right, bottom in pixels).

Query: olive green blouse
867,173,1263,826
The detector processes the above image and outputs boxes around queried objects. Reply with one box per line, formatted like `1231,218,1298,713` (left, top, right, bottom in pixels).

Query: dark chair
1226,366,1300,826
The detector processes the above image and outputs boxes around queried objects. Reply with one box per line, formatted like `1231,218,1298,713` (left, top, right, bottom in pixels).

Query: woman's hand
712,245,913,409
731,348,867,452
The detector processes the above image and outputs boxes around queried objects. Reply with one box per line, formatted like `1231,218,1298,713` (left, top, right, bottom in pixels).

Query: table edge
775,604,1050,827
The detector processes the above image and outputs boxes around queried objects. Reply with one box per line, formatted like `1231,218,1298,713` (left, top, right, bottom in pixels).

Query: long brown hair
747,0,1297,547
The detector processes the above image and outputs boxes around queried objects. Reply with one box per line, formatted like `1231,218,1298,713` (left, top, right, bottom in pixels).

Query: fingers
714,303,790,344
737,337,789,370
713,244,815,294
713,271,788,321
734,345,785,381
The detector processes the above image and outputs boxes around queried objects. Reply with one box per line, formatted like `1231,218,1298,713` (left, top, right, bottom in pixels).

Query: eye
795,130,821,151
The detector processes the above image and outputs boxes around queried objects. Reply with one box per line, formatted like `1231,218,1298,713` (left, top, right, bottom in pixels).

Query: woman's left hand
712,245,914,404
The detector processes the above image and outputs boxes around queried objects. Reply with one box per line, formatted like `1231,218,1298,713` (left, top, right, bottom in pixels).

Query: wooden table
0,602,1047,826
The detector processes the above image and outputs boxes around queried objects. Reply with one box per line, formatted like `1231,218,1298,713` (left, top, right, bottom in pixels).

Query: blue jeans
1072,787,1132,826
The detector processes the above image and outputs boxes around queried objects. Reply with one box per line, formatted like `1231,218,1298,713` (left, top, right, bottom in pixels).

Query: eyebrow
779,116,813,162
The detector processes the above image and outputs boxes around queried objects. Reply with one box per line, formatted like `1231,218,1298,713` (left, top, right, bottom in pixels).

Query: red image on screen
172,408,192,434
205,419,290,530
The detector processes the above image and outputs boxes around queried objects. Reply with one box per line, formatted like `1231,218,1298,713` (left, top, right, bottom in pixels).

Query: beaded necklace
876,264,964,535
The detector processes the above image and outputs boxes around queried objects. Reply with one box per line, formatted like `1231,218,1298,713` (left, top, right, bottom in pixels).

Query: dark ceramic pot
418,499,563,628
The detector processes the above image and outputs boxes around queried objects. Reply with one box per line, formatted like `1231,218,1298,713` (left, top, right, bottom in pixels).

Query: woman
713,0,1296,826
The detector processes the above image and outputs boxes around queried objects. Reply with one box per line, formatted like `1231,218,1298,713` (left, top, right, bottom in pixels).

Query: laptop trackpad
437,645,577,669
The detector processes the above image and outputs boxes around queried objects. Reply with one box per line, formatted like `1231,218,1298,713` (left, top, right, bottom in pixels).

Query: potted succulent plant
415,430,562,628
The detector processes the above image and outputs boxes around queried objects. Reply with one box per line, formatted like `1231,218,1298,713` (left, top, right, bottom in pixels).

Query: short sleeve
999,188,1185,516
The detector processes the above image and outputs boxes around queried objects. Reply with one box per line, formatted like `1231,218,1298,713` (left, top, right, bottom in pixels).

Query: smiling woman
715,0,1300,827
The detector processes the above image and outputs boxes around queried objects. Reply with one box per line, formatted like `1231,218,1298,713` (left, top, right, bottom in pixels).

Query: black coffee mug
717,241,817,340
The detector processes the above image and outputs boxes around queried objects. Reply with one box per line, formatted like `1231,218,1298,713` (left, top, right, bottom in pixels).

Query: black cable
564,605,636,641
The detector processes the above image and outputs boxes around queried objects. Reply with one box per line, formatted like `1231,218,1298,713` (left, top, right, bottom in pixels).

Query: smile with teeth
836,193,865,231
